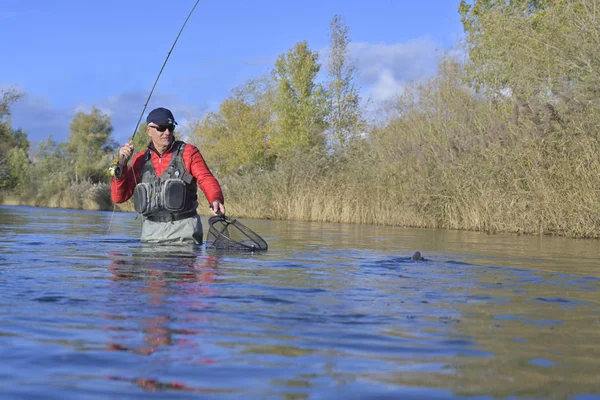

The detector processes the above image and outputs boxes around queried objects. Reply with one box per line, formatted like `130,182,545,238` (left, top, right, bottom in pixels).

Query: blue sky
1,0,465,145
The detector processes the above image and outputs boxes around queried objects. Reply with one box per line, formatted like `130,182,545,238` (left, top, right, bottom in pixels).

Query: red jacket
111,141,224,207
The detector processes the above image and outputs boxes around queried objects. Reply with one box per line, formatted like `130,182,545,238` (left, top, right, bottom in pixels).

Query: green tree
271,41,328,158
459,0,596,94
131,122,150,151
195,76,276,176
27,137,71,198
0,90,24,157
1,147,30,190
458,0,600,133
66,107,117,183
327,14,363,152
0,89,31,190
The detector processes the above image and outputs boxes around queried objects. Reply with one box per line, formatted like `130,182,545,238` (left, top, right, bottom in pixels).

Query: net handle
212,207,234,224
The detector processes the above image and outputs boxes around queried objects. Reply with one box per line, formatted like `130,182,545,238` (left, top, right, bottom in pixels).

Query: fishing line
128,0,201,143
106,0,201,234
106,202,117,233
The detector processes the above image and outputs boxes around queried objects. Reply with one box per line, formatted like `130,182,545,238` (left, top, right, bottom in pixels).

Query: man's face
147,123,175,149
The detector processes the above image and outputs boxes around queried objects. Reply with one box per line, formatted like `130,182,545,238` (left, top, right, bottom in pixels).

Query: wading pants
141,214,203,244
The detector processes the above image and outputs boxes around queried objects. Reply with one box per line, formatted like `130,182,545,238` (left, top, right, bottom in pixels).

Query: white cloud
9,92,74,144
7,89,208,145
91,91,208,142
6,37,444,145
368,69,406,104
349,38,441,103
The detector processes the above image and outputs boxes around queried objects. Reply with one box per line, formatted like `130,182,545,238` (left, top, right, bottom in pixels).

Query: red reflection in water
107,376,206,393
104,249,221,390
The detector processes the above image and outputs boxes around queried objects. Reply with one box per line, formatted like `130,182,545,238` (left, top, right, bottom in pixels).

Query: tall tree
131,122,150,151
327,14,363,152
0,90,25,158
28,137,71,194
271,41,328,158
1,147,29,190
66,107,117,183
459,0,595,95
459,0,600,132
0,90,31,190
194,76,276,176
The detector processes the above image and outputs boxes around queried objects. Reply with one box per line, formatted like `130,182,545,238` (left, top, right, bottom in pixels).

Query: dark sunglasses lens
156,124,175,132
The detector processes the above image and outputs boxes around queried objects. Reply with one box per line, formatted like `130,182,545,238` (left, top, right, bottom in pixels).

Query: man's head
146,107,177,152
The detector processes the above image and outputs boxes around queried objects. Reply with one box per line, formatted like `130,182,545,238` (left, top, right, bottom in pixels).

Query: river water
0,205,598,399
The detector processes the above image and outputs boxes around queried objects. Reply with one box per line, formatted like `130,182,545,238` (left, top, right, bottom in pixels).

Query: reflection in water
108,244,218,282
105,245,220,391
106,376,203,393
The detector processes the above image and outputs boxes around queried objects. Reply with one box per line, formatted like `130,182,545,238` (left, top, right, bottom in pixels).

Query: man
111,107,224,244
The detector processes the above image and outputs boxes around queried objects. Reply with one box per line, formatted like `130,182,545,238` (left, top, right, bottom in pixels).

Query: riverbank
0,182,131,213
3,156,600,240
4,68,600,239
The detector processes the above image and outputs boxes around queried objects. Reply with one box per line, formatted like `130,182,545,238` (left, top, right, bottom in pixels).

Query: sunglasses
149,124,176,132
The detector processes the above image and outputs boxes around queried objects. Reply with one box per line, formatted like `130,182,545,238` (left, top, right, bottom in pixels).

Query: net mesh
206,214,268,251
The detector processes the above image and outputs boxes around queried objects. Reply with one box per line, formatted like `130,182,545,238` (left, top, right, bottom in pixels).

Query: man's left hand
211,200,225,216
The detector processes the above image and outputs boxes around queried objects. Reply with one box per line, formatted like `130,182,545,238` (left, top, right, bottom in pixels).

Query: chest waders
133,141,198,222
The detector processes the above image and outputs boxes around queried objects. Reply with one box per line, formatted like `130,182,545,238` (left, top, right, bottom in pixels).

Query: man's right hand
118,142,134,166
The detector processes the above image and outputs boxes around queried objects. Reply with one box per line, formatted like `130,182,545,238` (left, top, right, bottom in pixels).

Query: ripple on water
528,358,557,368
1,206,600,399
535,297,575,303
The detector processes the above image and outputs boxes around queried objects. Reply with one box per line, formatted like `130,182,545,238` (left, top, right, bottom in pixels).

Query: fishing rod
108,0,201,177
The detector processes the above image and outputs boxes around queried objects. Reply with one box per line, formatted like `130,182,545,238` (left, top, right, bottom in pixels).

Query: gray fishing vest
133,141,198,222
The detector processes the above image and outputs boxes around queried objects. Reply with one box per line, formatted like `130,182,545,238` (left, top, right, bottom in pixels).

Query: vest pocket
162,179,187,212
133,183,153,215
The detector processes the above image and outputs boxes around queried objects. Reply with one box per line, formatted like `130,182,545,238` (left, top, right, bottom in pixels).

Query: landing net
206,213,268,251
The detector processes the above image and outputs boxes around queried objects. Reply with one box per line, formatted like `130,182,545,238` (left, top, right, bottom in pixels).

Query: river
0,205,598,399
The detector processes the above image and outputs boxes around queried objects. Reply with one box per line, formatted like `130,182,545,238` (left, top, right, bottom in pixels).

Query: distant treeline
3,1,600,238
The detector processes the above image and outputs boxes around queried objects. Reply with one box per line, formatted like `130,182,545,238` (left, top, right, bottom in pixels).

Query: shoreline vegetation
3,3,600,238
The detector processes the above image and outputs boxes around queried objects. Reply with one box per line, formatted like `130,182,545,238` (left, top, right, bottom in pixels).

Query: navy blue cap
146,107,178,125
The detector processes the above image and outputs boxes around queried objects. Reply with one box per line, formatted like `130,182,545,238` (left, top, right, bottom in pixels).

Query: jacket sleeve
110,152,145,204
185,144,224,205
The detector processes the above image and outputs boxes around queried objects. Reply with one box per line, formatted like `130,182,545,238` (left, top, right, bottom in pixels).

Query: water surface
0,206,598,399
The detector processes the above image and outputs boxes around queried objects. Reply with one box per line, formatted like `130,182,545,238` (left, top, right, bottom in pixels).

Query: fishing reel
108,153,123,178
